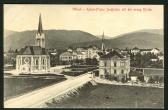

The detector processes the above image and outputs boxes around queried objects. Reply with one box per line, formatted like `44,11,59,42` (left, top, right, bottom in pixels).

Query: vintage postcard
4,4,164,108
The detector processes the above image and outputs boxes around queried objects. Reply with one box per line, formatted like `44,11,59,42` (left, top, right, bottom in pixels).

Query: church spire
101,31,105,52
35,13,45,48
38,13,43,35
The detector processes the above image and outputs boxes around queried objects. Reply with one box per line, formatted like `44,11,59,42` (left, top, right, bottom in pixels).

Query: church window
43,59,45,65
36,59,39,66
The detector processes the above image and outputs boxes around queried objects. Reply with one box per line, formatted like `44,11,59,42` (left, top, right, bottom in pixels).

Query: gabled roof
18,46,47,55
101,50,125,59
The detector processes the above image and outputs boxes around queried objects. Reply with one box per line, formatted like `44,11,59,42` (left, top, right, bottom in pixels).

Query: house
158,55,164,61
86,46,99,59
16,14,50,74
130,47,140,55
150,48,160,55
140,48,160,55
76,51,86,60
140,49,151,55
59,51,74,62
99,50,130,81
150,58,158,62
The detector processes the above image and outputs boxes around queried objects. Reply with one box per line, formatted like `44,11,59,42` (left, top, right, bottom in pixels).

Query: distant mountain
4,29,99,51
4,29,163,52
4,29,18,38
71,29,164,50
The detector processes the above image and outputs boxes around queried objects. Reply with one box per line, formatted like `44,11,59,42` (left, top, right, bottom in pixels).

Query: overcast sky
4,5,163,37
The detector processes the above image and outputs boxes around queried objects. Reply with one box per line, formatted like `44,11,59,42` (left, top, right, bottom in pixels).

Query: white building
150,48,160,55
130,47,140,55
16,14,50,74
99,50,130,81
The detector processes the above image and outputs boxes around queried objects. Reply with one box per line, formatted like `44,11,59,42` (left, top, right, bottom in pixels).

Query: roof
18,46,47,55
153,48,160,50
100,50,125,59
140,49,152,51
132,47,139,50
60,51,73,56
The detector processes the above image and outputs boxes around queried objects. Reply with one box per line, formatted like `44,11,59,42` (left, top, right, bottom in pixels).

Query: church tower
101,31,105,52
35,14,45,48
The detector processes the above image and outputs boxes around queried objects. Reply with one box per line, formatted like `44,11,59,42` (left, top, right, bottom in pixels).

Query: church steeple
37,14,43,35
35,14,45,48
101,31,105,52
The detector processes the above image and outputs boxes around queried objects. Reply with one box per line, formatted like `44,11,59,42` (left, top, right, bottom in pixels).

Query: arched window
36,59,39,66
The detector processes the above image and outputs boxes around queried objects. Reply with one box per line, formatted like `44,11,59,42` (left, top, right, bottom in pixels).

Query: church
16,14,50,74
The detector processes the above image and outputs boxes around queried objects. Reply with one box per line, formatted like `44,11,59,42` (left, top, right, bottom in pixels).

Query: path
4,73,92,108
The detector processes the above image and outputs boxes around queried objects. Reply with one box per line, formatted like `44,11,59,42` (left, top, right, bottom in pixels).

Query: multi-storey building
99,50,130,81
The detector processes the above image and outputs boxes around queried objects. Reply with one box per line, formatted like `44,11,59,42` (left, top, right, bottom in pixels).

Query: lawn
47,83,164,108
4,75,66,100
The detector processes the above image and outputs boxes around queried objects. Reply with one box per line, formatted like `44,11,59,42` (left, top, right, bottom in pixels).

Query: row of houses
129,47,162,55
59,46,100,62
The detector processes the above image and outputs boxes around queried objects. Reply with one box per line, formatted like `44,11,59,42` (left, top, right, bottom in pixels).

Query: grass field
4,76,66,100
47,83,164,108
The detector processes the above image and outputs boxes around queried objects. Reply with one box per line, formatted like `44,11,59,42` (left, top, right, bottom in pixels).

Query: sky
4,4,163,37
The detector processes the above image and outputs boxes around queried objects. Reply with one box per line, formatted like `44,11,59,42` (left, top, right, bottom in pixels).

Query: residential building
59,51,74,62
130,47,140,55
140,49,152,55
150,48,160,55
99,50,130,81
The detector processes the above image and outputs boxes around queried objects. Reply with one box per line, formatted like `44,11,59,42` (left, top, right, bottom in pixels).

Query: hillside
4,30,99,51
72,30,163,50
4,29,163,51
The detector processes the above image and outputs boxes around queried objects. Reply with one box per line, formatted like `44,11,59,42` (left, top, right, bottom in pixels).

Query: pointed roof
37,14,43,35
18,46,47,55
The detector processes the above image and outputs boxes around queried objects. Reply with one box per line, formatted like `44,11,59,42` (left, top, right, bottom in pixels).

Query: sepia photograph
3,4,164,108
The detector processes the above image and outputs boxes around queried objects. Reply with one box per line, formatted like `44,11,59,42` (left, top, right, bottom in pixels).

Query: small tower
35,14,45,48
101,31,105,52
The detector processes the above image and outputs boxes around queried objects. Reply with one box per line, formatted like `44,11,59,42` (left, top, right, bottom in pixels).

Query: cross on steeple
38,13,43,35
